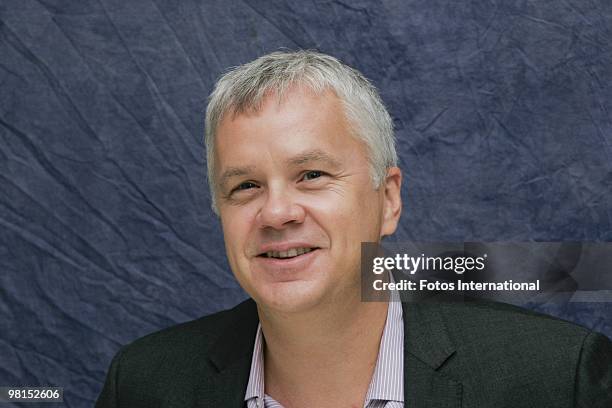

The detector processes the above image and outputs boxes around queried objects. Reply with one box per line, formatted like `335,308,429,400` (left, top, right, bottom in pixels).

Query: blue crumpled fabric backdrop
1,0,611,406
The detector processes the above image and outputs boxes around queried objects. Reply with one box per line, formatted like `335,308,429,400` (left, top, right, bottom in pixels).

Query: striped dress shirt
245,289,404,408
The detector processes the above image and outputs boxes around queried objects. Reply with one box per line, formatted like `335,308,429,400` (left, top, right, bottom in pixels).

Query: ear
380,167,402,238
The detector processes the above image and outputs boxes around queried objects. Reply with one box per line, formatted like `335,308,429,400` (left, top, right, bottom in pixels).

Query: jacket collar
208,299,259,372
402,300,463,407
199,299,259,408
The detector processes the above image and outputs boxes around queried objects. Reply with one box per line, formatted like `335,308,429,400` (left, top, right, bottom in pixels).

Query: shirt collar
364,288,404,403
245,325,265,402
245,289,404,405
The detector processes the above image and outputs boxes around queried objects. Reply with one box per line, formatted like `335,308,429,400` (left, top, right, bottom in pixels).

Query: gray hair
205,50,397,213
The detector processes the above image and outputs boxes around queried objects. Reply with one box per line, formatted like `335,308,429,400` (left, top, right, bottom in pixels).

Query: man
97,50,612,407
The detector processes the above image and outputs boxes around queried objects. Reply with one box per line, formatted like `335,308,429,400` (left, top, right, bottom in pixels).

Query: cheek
221,212,250,259
309,203,377,254
344,186,383,227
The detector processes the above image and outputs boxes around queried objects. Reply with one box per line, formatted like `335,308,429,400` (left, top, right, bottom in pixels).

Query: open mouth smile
260,247,319,259
253,247,321,281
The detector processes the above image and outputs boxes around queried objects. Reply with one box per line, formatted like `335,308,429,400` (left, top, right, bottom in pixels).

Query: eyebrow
217,149,343,191
285,149,343,169
218,165,255,192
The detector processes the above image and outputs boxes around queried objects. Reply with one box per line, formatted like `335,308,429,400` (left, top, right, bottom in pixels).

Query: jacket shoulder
432,300,611,406
96,298,258,407
120,298,256,370
441,299,591,341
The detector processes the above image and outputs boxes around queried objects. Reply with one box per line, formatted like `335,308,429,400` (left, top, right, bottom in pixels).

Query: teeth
265,248,313,258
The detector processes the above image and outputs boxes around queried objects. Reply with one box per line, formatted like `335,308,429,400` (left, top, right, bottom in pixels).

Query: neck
257,292,388,408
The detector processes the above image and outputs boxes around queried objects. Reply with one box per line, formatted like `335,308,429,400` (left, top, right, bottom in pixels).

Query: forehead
213,88,364,174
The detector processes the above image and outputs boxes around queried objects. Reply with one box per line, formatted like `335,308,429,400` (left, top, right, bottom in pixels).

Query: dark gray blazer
96,298,612,407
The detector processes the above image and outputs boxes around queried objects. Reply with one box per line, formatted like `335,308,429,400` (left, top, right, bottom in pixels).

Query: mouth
257,247,320,260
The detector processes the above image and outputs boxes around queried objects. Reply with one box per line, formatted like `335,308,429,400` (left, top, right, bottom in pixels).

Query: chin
253,280,329,314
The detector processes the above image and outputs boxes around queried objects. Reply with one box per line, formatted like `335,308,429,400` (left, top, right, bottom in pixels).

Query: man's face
214,87,400,313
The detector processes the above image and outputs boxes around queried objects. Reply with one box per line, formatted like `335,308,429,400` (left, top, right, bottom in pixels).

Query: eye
233,181,258,192
302,170,324,181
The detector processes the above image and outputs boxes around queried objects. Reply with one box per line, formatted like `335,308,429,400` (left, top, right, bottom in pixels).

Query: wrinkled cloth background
1,0,611,406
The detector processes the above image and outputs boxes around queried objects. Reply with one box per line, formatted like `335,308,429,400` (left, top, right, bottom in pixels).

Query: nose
256,185,305,230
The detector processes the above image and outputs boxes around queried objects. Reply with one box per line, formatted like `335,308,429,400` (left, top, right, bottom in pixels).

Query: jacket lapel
196,299,259,408
402,301,463,407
